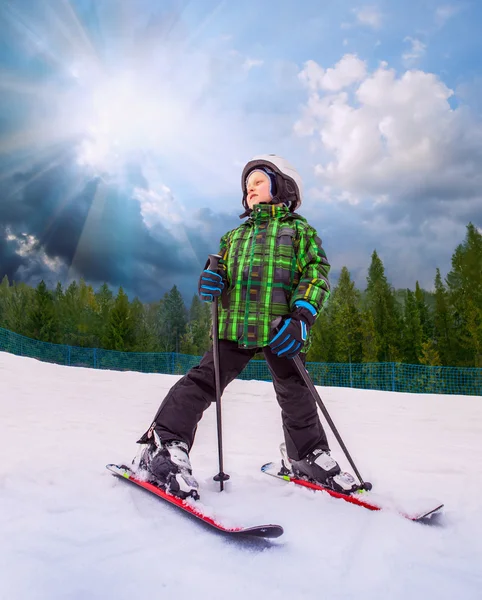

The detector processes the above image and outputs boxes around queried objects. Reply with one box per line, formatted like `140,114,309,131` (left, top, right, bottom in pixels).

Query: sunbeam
0,0,267,300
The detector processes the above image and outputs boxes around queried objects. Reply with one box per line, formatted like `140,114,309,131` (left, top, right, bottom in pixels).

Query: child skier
135,154,356,499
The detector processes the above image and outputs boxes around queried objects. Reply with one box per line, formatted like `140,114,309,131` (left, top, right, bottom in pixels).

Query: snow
1,351,481,600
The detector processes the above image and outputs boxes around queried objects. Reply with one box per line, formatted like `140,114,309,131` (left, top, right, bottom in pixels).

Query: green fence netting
1,326,481,396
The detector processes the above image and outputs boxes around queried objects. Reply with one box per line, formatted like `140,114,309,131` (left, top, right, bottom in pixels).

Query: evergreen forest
0,223,480,368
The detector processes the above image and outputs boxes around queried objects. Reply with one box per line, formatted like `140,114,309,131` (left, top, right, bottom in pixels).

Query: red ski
107,464,283,538
261,462,443,523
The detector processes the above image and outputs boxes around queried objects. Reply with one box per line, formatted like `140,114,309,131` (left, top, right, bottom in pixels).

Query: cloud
0,2,274,208
2,227,66,289
243,58,264,71
435,4,462,26
134,186,178,229
0,147,236,302
353,6,382,29
0,1,283,301
294,54,482,283
402,37,426,65
298,55,366,92
296,56,480,200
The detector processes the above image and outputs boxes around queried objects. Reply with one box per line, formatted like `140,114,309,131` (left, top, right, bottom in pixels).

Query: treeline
0,279,211,356
0,223,480,367
309,223,482,368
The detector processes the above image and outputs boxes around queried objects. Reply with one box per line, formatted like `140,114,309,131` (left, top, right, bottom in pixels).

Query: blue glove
269,301,317,359
198,268,224,303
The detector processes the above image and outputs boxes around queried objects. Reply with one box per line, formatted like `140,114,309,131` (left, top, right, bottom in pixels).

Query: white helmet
241,154,303,213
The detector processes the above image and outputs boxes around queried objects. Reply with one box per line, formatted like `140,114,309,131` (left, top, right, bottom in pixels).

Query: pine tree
466,299,482,368
4,281,32,335
365,250,400,361
414,281,432,342
77,279,99,346
26,280,58,342
54,282,64,303
433,268,454,365
60,281,81,345
446,223,482,366
188,294,212,354
401,289,423,364
130,297,158,351
95,283,114,347
158,285,187,353
419,341,441,366
179,324,199,355
0,275,10,328
104,287,136,351
361,309,379,363
330,267,363,363
144,301,163,351
307,301,336,362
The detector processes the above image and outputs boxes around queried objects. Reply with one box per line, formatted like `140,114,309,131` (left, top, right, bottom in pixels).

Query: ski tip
106,463,123,471
240,525,284,539
413,504,445,523
106,464,132,479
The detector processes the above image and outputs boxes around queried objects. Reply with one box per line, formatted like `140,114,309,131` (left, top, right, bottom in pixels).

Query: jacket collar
249,204,290,221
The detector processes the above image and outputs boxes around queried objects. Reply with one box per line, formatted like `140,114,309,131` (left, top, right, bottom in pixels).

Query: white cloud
295,55,482,223
298,60,325,91
402,37,426,65
353,6,382,29
131,162,187,233
6,227,63,272
298,55,366,92
134,186,179,229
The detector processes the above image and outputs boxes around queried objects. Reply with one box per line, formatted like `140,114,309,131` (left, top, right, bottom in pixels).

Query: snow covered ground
1,351,481,600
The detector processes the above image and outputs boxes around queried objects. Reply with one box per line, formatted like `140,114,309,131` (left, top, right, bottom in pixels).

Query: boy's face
246,170,272,209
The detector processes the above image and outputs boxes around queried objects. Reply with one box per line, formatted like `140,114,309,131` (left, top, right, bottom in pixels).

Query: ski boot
136,430,200,500
280,443,359,495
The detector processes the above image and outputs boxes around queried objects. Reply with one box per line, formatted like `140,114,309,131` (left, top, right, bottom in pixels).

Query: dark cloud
0,148,234,303
304,197,468,293
184,207,240,259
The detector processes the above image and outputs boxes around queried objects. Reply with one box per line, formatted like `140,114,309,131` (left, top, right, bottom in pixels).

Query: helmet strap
239,195,288,219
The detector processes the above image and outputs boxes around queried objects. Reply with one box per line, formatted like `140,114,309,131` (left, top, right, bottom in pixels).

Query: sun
71,69,181,176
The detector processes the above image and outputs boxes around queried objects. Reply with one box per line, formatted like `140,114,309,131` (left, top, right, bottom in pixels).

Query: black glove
268,302,317,359
198,263,225,303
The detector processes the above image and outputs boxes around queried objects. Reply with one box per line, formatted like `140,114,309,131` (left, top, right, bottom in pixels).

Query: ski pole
272,317,372,491
208,253,230,492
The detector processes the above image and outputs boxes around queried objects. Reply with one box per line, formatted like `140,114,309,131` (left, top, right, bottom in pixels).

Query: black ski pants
146,340,329,461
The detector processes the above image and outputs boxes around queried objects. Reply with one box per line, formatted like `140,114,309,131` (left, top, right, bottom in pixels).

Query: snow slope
1,351,481,600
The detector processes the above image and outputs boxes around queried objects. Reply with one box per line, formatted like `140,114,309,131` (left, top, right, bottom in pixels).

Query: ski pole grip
271,316,283,334
207,253,222,272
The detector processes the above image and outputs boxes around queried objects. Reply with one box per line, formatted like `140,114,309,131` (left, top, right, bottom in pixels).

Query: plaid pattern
217,204,330,348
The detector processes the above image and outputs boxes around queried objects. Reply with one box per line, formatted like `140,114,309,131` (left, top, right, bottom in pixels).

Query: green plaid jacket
217,204,330,348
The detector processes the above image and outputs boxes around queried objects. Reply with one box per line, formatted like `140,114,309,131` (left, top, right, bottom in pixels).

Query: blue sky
0,0,481,303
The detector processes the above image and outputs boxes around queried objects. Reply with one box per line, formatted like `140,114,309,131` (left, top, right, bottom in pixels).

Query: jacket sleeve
218,230,231,283
217,230,232,308
290,224,331,317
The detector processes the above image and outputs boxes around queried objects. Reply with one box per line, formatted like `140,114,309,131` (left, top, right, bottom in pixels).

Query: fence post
391,362,395,392
93,348,97,369
67,345,71,366
349,361,353,388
